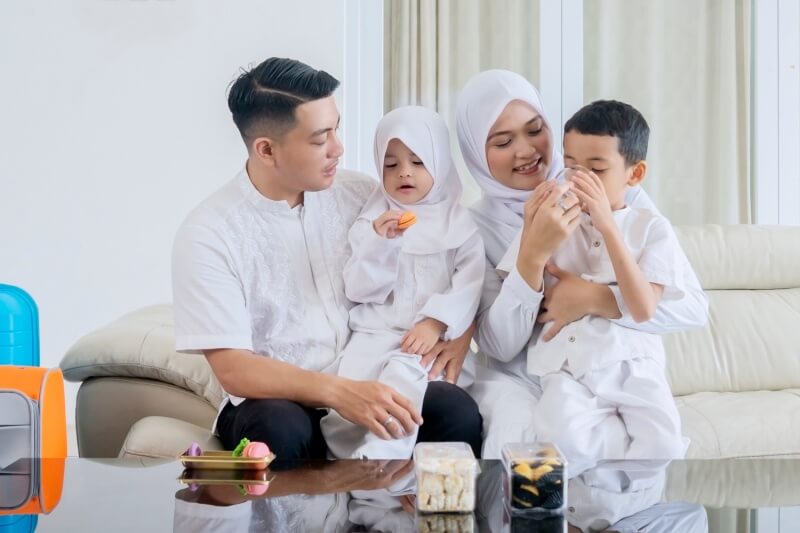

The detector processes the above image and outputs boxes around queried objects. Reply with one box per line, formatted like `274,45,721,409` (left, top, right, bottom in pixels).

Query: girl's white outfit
321,106,485,459
454,70,709,459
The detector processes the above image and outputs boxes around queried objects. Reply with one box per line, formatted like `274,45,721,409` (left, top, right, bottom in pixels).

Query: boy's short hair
564,100,649,165
227,57,340,146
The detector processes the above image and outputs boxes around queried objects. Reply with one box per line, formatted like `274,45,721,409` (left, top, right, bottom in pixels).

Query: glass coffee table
3,456,799,532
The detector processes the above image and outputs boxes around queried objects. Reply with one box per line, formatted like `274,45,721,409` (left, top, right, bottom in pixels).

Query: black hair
563,100,649,165
227,57,340,146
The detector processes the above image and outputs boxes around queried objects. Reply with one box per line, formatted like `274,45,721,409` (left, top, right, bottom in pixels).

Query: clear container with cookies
502,442,567,515
414,442,478,513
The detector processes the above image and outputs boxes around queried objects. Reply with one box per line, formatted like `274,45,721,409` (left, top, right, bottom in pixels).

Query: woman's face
485,99,553,190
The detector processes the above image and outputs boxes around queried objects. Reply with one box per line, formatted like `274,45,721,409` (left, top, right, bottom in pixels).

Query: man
172,57,482,460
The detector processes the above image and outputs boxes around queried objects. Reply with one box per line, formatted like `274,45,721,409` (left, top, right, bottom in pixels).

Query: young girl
320,106,485,459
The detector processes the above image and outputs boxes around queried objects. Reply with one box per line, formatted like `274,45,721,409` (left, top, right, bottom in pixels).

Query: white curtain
384,0,540,204
384,0,751,224
583,0,752,225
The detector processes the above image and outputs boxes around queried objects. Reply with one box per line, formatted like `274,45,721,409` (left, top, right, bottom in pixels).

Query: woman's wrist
516,255,547,291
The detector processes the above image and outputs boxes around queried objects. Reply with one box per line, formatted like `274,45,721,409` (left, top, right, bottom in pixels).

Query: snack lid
501,442,566,466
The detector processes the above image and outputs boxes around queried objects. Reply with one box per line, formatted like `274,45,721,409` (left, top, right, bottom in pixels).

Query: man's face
562,131,638,209
271,95,343,192
485,99,553,191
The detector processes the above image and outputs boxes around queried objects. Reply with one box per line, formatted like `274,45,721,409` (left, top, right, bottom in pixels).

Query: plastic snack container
414,442,478,513
501,442,567,515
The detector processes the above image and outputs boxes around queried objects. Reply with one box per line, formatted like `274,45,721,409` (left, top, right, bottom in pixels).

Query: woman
455,70,708,459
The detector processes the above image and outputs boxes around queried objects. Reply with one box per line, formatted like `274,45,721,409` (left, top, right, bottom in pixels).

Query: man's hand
419,321,476,383
330,378,423,440
401,318,446,355
316,459,414,494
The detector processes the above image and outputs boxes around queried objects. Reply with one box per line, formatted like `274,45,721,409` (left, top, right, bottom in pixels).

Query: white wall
0,0,370,439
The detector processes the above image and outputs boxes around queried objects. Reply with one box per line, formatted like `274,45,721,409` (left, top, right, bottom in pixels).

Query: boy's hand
401,318,447,355
373,210,407,239
570,169,614,233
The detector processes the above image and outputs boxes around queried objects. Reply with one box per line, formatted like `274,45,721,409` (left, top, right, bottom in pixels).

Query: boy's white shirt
171,167,376,420
495,207,689,378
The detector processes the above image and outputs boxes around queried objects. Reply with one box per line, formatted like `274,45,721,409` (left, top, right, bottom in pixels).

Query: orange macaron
397,211,417,230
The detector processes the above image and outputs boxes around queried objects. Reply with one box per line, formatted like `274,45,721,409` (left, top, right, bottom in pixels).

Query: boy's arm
570,168,665,323
600,223,664,323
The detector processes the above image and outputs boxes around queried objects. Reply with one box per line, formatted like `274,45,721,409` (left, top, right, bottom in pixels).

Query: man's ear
252,137,278,166
627,160,647,186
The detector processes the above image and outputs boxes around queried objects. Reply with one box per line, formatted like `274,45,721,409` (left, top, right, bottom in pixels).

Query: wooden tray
180,450,276,470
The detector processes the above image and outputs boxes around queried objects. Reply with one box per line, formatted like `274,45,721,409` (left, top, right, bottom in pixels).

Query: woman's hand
419,321,476,383
516,182,581,289
536,263,622,340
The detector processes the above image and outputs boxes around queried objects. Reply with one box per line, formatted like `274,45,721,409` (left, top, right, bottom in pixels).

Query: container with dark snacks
414,442,479,513
501,442,567,516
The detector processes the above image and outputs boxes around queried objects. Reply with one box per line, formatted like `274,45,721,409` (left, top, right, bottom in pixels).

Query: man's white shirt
171,168,376,411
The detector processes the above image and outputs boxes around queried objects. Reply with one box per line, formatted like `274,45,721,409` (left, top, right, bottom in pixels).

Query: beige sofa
59,224,800,459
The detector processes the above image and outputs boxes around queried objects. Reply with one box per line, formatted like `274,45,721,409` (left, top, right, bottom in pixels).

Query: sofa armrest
76,377,217,457
60,305,225,408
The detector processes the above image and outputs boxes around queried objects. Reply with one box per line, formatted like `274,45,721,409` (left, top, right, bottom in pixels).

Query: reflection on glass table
5,457,798,531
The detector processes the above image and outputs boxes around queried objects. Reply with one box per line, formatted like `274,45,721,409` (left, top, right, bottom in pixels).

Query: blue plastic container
0,515,37,533
0,285,39,366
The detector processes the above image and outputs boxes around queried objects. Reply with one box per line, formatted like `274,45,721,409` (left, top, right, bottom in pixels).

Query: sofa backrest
665,225,800,396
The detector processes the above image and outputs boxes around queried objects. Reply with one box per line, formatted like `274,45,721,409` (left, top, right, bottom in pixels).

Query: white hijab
360,105,478,255
455,69,564,265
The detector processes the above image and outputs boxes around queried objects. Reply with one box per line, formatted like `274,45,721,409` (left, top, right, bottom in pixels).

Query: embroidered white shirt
172,167,376,408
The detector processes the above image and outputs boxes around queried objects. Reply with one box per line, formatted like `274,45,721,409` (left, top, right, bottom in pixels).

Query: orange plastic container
0,367,67,518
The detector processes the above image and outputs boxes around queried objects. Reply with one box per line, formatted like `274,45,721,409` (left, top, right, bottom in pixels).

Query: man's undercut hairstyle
564,100,650,165
227,57,340,146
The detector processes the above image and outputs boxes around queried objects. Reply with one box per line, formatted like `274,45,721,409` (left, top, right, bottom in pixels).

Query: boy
498,100,696,467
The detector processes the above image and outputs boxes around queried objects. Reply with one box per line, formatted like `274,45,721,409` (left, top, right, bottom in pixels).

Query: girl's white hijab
456,69,564,264
360,105,478,255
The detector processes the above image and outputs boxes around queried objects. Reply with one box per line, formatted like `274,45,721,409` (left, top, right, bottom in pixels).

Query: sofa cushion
674,224,800,290
664,225,800,396
677,389,800,459
665,288,800,396
119,416,223,459
60,305,224,408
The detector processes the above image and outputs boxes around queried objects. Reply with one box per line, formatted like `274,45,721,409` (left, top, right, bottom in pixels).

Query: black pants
216,381,483,462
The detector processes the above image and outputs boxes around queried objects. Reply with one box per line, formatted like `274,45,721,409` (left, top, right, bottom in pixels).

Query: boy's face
383,138,434,204
269,95,344,193
562,131,645,209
